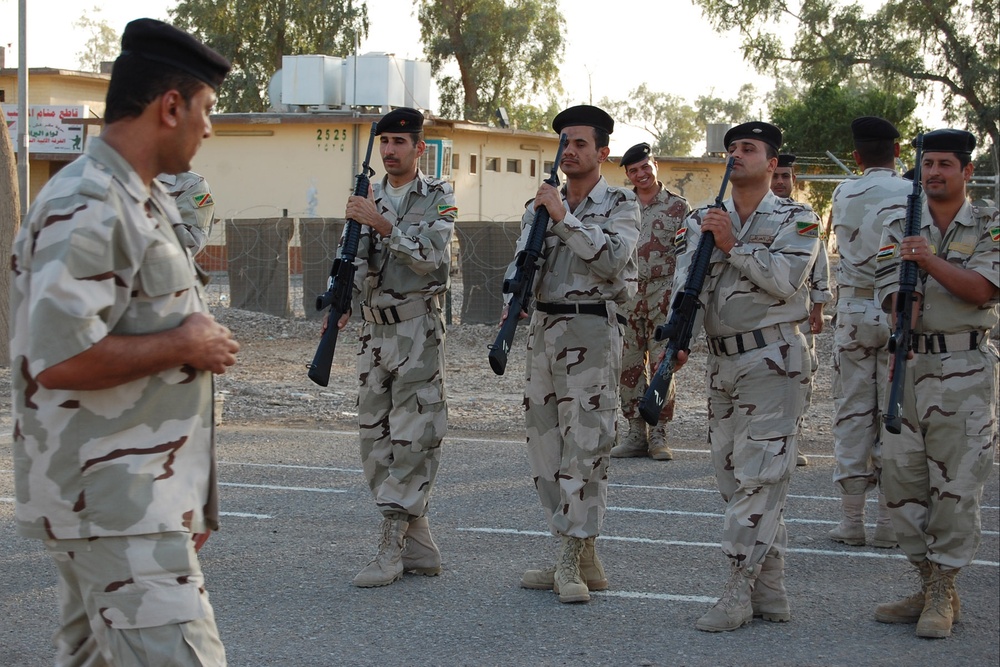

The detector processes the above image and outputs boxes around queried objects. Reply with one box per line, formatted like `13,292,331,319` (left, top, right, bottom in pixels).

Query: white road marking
218,482,347,493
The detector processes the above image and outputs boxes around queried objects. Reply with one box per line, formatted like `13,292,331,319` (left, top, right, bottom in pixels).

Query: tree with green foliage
770,81,920,217
505,97,565,133
600,85,700,156
695,84,758,126
170,0,369,113
416,0,564,122
74,7,118,72
692,0,999,170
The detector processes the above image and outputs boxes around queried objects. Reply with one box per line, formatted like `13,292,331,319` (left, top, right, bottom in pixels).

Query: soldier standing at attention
770,153,833,467
332,107,456,588
673,122,819,632
874,128,998,639
610,142,690,461
512,105,640,603
9,18,238,664
828,117,910,548
157,170,217,255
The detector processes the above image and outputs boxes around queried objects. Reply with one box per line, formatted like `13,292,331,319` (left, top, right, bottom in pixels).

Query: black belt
911,331,985,354
536,301,627,326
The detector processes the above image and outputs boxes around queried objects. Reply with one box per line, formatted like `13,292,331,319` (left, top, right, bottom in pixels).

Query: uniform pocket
739,413,798,485
139,242,195,297
91,578,207,629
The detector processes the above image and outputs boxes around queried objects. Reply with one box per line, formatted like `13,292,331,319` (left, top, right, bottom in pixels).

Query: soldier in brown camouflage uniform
10,19,237,665
331,108,456,588
508,105,640,604
770,153,833,467
610,142,690,461
673,122,819,632
874,128,999,639
829,117,911,549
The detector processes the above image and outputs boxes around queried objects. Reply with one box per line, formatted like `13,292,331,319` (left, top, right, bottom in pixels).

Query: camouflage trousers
706,329,810,568
524,310,623,538
357,312,447,520
831,299,890,495
882,344,998,569
44,532,225,667
620,287,674,422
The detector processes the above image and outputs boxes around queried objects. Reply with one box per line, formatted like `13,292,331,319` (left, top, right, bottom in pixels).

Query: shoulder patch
876,244,897,261
192,193,214,208
796,220,819,237
990,226,1000,243
437,204,458,219
674,227,688,253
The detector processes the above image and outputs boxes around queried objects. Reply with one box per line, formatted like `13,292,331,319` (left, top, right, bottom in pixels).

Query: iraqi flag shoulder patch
876,244,897,261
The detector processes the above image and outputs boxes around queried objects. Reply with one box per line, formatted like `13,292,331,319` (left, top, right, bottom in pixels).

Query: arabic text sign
2,104,88,154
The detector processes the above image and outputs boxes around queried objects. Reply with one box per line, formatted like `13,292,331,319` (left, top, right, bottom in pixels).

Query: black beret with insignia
921,128,976,156
723,122,782,151
850,116,900,142
121,18,231,89
620,142,651,168
777,154,796,168
552,105,615,135
376,107,424,135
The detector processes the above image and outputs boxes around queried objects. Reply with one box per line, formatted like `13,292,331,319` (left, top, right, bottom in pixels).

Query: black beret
777,154,796,168
376,107,424,135
851,116,899,142
552,105,614,135
121,19,231,89
620,142,651,168
723,122,782,151
902,168,916,181
921,128,976,155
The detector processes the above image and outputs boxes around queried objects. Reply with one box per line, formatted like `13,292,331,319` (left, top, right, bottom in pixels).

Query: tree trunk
0,116,21,366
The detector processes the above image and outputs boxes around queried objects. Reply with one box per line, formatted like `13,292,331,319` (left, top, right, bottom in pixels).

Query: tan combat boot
695,563,760,632
796,452,809,466
352,517,408,587
828,494,866,546
751,551,790,622
871,492,898,549
916,564,960,638
874,560,961,624
553,536,590,603
647,422,674,461
401,515,442,576
611,418,647,458
521,537,608,591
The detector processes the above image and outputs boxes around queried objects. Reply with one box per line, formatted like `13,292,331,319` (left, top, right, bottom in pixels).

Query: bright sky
1,0,923,154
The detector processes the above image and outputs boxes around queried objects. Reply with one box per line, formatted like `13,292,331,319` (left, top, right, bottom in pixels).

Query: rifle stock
638,156,736,425
307,122,378,387
487,134,568,375
884,133,924,434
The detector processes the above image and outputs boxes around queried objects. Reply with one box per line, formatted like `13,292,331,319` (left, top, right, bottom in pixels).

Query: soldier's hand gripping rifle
307,122,378,387
884,133,924,434
638,156,736,425
487,134,569,375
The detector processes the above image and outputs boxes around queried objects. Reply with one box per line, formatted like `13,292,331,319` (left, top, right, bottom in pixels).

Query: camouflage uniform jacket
627,183,690,311
509,176,640,307
876,200,999,332
352,170,455,309
832,168,911,290
675,190,820,337
156,171,215,254
10,138,217,540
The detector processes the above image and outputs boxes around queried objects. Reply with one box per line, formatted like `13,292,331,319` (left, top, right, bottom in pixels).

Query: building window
506,159,521,174
530,159,536,178
452,153,460,171
485,157,500,172
470,154,478,174
543,160,554,174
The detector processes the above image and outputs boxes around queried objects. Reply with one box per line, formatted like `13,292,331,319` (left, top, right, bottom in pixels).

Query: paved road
2,425,998,666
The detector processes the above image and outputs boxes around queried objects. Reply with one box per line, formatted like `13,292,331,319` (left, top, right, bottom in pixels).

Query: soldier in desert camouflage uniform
610,142,690,461
510,105,640,604
829,117,911,549
157,170,216,254
771,153,833,467
874,128,999,639
673,122,819,632
9,19,237,665
330,107,455,588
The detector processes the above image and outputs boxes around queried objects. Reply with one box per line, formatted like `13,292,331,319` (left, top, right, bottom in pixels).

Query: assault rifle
884,133,924,434
307,122,378,387
487,134,569,375
638,156,736,425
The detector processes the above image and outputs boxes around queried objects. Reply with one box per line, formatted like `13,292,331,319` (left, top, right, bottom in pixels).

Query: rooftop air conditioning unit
706,123,732,155
281,55,343,107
